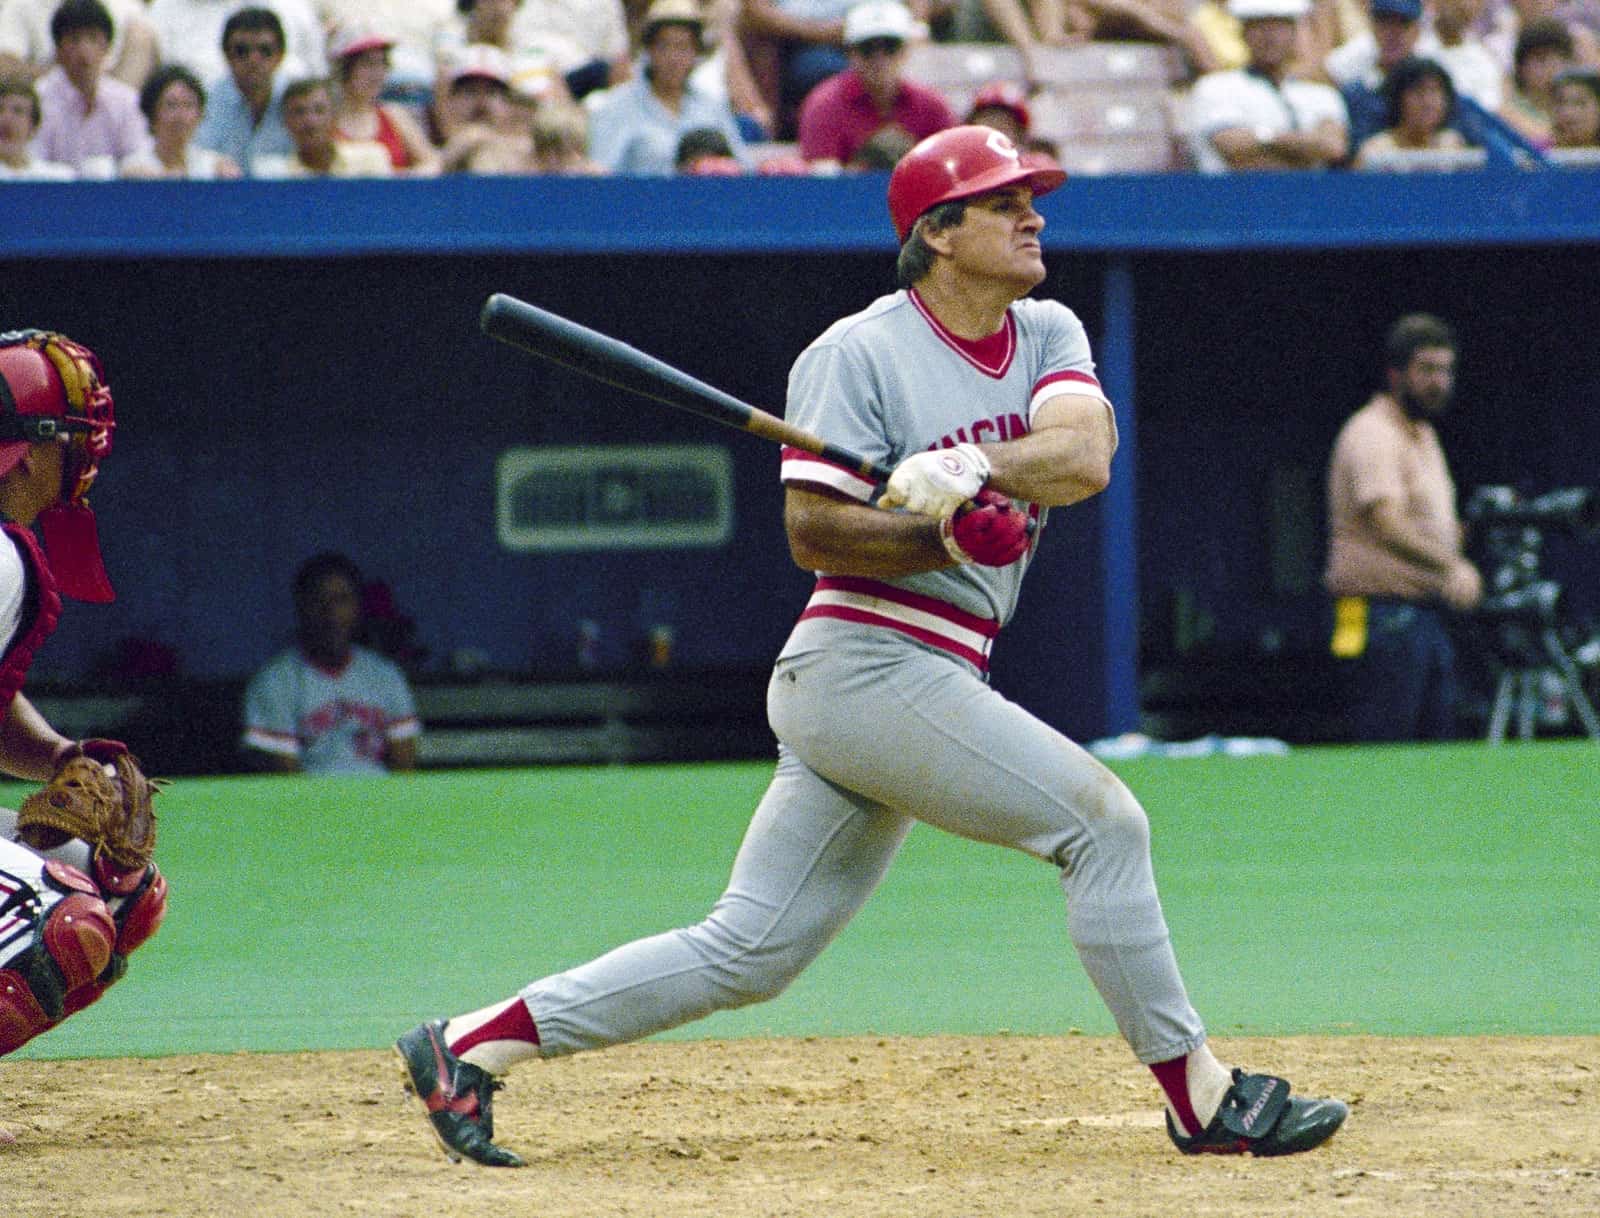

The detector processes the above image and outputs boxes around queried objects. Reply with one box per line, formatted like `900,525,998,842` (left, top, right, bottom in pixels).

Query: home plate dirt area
4,1033,1598,1217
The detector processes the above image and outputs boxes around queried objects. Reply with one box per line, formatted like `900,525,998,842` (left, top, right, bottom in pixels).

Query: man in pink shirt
1324,313,1483,741
32,0,146,176
797,0,954,167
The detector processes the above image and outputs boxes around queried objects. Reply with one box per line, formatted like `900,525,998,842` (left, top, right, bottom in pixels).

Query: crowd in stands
0,0,1597,180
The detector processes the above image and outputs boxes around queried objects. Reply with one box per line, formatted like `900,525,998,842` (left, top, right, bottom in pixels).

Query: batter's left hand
879,443,990,518
941,490,1031,567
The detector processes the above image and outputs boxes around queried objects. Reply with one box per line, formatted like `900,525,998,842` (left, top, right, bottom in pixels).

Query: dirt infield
3,1034,1597,1217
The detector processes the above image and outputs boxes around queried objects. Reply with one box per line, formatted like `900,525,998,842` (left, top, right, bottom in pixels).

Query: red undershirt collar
909,289,1016,378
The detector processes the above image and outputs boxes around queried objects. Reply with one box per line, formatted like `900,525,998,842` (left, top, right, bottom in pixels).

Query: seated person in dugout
240,551,420,774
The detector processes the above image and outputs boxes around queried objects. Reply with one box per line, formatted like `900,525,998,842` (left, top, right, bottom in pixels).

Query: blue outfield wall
1,170,1598,742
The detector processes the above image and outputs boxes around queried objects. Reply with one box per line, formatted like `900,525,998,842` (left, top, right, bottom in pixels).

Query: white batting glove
878,443,991,519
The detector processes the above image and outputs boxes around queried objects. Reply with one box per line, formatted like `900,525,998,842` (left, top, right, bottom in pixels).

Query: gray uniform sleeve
1024,300,1118,453
780,335,893,503
241,658,300,757
378,661,421,740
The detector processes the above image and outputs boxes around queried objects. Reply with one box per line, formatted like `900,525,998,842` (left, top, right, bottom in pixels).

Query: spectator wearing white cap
796,1,952,166
430,41,535,169
330,24,440,172
738,0,932,136
1186,0,1348,169
320,0,454,102
434,0,596,108
586,0,748,173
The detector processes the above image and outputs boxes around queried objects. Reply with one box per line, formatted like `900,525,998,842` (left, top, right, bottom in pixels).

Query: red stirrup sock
1150,1044,1232,1136
444,998,541,1074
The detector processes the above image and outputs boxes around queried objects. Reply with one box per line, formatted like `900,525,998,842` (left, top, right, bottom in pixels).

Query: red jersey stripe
798,605,991,671
908,289,1016,379
814,575,1000,637
1033,369,1104,397
780,448,877,501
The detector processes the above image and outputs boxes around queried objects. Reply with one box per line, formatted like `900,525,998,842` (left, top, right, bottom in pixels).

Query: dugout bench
408,671,774,768
26,670,777,775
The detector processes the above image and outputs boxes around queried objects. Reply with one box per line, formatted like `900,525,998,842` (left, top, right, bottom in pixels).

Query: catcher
0,331,166,1069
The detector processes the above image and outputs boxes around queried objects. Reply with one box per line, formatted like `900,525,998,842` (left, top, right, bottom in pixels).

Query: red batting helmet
887,125,1065,243
0,331,116,602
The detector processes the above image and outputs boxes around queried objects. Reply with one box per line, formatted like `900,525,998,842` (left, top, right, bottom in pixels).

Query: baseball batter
397,127,1347,1167
0,331,167,1077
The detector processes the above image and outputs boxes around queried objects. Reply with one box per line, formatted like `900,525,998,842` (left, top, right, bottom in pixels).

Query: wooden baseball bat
480,293,894,486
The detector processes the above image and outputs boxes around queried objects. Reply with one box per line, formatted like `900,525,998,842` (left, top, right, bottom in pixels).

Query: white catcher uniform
522,288,1210,1067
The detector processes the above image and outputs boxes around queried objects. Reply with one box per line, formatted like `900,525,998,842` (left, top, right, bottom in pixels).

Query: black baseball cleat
395,1019,525,1167
1166,1069,1348,1157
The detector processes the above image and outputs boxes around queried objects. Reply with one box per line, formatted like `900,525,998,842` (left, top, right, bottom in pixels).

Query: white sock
455,1039,538,1076
1186,1042,1234,1129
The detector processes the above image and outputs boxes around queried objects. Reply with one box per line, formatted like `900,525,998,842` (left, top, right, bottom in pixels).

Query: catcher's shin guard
0,860,116,1055
95,857,167,955
0,965,54,1054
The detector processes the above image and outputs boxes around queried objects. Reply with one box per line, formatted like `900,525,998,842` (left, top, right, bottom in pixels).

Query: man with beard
1324,313,1483,741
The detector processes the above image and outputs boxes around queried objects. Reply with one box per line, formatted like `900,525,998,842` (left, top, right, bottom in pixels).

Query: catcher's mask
0,330,116,603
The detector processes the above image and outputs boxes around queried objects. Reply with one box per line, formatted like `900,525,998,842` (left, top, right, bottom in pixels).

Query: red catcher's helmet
967,80,1032,135
887,124,1065,243
0,331,116,602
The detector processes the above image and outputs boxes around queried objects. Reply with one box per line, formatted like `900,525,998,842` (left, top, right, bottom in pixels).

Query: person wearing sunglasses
797,0,954,168
193,5,295,174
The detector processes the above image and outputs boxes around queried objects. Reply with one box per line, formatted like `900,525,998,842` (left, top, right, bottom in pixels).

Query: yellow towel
1331,595,1368,659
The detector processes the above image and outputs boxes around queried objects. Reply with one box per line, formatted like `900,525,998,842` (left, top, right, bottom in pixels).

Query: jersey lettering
930,413,1029,452
301,698,391,763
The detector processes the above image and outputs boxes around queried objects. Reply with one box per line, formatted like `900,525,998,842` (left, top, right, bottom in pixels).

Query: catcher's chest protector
0,523,60,706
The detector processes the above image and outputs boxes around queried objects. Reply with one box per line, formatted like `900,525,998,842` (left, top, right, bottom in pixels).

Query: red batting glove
940,490,1031,567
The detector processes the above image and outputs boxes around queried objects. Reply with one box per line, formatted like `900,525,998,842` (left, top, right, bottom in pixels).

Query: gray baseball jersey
779,288,1117,668
520,289,1206,1068
241,646,419,774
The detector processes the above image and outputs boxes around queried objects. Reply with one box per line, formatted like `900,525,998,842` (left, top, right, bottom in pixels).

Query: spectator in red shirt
796,0,954,167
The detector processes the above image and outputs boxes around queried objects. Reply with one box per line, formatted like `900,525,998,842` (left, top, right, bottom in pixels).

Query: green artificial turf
13,740,1597,1060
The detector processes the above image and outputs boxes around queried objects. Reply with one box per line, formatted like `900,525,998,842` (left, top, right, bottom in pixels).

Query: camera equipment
1463,485,1600,743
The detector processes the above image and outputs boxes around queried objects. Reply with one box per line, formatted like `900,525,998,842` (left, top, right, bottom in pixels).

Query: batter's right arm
981,394,1115,508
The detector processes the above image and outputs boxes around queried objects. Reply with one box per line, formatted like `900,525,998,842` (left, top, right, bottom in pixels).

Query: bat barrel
480,293,894,486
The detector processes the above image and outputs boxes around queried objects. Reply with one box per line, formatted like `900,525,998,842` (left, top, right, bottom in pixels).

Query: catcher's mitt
16,752,159,870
